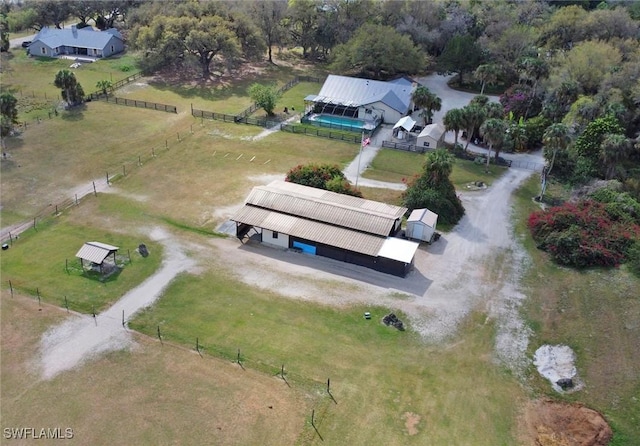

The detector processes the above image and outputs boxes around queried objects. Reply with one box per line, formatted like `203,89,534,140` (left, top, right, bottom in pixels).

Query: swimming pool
304,114,376,132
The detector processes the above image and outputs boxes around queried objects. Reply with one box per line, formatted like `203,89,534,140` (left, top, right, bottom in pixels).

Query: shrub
528,200,640,267
627,241,640,277
285,163,362,197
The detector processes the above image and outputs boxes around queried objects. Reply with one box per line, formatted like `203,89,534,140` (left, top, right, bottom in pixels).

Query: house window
41,47,46,55
272,231,278,239
110,45,114,53
423,141,430,147
93,49,97,55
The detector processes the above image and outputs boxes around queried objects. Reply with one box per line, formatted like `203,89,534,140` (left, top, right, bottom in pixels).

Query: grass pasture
0,294,310,445
363,148,508,188
513,176,640,442
129,271,526,445
0,212,162,314
2,49,640,446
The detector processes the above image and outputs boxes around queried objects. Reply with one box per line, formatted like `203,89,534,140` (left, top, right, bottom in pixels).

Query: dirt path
37,227,196,380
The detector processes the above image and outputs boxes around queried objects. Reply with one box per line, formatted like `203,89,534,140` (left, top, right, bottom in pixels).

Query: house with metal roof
304,75,416,126
231,180,420,277
28,25,124,60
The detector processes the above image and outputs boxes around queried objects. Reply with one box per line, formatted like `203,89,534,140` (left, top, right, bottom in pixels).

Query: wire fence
0,122,199,245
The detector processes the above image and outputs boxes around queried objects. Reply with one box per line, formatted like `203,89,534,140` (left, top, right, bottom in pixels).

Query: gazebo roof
75,241,119,264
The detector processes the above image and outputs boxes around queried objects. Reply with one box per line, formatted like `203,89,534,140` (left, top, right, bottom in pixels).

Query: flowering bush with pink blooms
528,200,640,267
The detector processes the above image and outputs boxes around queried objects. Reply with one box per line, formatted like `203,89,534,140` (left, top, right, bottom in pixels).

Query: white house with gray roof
304,75,416,125
28,26,124,60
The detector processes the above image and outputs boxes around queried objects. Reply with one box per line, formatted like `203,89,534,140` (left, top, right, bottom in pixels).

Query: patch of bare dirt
402,412,421,436
519,399,613,446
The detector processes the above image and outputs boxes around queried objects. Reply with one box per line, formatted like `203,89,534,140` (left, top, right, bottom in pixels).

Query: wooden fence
101,96,177,113
381,140,429,153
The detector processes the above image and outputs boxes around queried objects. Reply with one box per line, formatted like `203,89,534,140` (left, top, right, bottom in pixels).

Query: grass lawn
1,295,310,445
363,149,508,188
130,269,526,445
0,212,162,314
513,176,640,443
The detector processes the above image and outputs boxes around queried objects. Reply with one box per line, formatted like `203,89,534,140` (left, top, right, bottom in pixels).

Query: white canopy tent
393,116,416,131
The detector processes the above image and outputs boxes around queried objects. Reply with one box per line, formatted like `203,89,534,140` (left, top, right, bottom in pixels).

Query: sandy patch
519,399,612,446
402,412,421,435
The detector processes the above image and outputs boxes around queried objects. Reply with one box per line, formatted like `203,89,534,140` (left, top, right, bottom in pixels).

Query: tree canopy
285,163,362,197
330,24,427,78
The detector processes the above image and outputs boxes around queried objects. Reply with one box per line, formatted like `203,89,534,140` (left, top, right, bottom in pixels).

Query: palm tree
479,118,507,170
474,64,500,95
484,102,504,120
443,108,465,147
412,86,442,125
542,123,571,175
424,148,454,186
54,70,84,107
461,104,485,151
96,80,112,96
600,133,632,180
421,92,442,125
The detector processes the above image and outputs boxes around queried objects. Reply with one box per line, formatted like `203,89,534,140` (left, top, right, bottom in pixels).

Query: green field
2,48,639,445
363,148,509,188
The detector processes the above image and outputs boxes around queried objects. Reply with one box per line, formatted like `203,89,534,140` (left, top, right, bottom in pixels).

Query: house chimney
71,24,77,37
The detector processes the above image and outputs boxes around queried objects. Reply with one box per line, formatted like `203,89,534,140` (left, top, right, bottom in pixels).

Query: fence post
55,204,58,215
9,280,13,297
122,309,125,327
93,181,97,196
165,140,168,149
75,194,79,205
128,249,131,264
33,217,37,231
138,155,141,167
64,296,69,312
8,232,12,246
123,164,126,177
157,325,163,345
65,258,69,274
36,288,40,307
106,171,110,185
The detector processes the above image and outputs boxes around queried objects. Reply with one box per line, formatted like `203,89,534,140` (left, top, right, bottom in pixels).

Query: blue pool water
306,114,374,132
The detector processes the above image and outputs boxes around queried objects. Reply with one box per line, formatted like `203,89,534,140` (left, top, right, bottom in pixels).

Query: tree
330,24,427,78
554,40,623,95
96,80,112,96
539,5,588,50
479,118,507,169
461,104,486,151
600,134,632,179
443,108,465,147
251,0,287,64
286,0,320,59
438,34,483,85
412,86,441,125
54,70,84,107
542,123,571,176
285,163,362,197
0,92,18,136
573,115,625,171
184,16,242,78
0,13,9,52
31,0,71,30
248,83,281,117
402,149,465,226
474,64,500,95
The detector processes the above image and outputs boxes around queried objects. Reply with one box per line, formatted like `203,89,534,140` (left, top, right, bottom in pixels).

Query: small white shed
416,123,445,150
393,116,416,139
406,208,438,243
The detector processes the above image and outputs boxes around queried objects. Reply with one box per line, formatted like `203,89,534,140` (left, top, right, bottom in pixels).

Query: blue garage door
293,241,317,255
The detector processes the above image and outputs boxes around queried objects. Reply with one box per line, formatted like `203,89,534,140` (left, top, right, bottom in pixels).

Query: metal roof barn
231,181,419,277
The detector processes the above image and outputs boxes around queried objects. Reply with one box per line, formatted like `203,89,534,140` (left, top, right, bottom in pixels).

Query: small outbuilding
75,241,119,272
392,115,416,139
406,208,438,243
416,123,445,150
